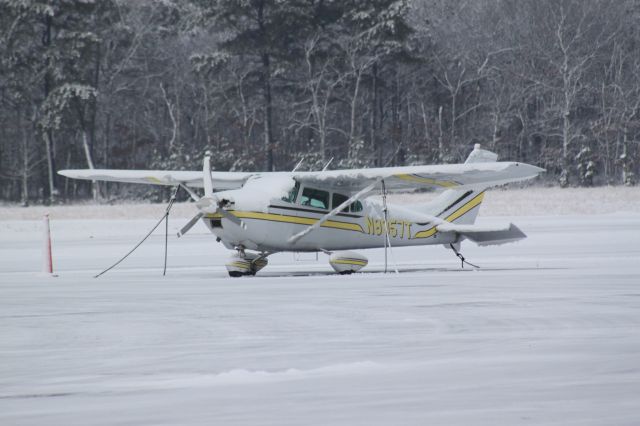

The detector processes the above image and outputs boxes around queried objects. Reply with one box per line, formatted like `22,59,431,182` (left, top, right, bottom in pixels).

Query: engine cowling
329,251,368,274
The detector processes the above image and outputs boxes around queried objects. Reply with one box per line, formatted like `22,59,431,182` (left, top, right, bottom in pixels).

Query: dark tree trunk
262,52,275,171
371,62,379,166
42,13,57,204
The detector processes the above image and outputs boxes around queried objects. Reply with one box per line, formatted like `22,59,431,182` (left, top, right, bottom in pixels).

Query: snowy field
2,185,640,220
1,187,640,425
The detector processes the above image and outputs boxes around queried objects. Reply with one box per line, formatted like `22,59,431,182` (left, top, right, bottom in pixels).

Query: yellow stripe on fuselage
330,259,368,266
205,211,364,233
412,192,485,239
412,227,438,239
394,174,460,188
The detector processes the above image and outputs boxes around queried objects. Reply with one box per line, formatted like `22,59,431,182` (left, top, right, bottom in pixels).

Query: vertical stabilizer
464,143,498,164
418,145,497,225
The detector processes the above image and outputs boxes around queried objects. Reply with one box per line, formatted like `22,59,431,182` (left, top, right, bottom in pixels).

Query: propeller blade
179,184,200,202
198,156,247,230
177,212,204,238
203,155,214,198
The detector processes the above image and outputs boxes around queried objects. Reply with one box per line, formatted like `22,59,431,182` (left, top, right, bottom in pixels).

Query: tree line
1,0,638,205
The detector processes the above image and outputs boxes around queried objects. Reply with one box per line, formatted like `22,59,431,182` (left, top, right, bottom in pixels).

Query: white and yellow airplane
59,145,544,277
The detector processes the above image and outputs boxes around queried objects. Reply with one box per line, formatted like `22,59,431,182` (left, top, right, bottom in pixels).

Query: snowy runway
1,213,640,425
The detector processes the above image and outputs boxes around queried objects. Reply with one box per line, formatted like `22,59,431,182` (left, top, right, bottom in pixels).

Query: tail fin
419,144,497,225
431,188,486,225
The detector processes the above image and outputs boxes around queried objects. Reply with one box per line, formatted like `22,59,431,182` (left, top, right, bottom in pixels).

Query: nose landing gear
225,249,269,277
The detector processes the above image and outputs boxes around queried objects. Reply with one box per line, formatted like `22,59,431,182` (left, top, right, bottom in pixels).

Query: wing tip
58,169,77,178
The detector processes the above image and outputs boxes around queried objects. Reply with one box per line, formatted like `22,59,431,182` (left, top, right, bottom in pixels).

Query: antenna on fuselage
292,157,305,172
321,157,333,171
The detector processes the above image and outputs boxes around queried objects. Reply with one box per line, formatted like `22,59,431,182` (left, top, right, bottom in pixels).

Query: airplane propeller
177,212,204,237
177,155,245,238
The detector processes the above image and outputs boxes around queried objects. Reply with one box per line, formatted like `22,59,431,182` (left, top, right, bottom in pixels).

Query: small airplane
59,144,544,277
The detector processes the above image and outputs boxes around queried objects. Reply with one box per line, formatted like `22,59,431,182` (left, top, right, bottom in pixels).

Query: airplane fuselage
203,189,484,253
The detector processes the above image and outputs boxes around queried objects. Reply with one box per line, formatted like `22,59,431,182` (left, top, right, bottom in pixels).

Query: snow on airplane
59,145,544,277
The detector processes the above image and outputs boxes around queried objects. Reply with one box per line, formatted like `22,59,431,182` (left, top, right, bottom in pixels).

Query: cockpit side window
282,181,300,203
332,192,349,212
350,200,363,213
300,187,329,209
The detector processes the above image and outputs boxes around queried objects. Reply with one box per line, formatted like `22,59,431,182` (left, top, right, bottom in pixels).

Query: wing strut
381,180,399,274
288,177,383,244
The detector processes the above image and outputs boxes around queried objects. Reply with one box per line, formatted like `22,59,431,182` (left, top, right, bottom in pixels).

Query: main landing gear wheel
329,251,368,274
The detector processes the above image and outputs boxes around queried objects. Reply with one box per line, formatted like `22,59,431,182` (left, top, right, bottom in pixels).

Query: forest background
1,0,638,205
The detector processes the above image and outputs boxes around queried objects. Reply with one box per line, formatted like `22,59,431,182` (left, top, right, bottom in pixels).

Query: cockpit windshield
282,181,300,203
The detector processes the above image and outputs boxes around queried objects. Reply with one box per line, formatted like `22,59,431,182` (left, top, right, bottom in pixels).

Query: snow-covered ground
1,189,640,425
2,185,640,220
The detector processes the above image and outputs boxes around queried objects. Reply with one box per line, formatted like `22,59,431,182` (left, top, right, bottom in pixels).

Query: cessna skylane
59,145,544,277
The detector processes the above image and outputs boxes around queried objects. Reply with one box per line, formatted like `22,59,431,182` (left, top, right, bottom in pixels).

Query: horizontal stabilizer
436,222,526,246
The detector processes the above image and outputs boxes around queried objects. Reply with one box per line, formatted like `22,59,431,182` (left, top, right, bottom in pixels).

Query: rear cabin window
282,181,300,203
300,187,329,209
332,192,364,214
350,200,363,213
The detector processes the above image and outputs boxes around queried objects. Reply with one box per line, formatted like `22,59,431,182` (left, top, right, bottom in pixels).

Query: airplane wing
57,169,253,190
59,160,544,193
292,161,545,193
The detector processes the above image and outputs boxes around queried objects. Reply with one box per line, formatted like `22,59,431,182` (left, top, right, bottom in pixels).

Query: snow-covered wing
293,162,544,192
59,161,543,193
57,169,252,190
